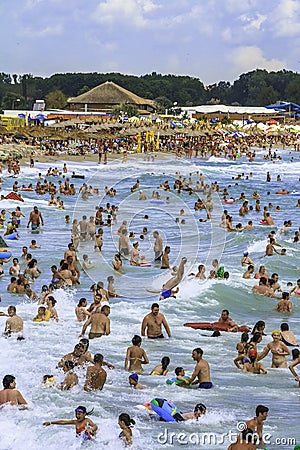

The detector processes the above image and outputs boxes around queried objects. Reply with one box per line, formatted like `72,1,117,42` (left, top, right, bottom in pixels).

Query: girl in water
43,406,98,441
151,356,170,376
118,413,135,446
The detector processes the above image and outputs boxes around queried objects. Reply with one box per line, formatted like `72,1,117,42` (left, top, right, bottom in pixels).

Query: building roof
67,81,154,106
181,104,277,114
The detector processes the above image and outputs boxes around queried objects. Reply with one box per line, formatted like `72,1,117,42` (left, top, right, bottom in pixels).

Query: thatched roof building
67,81,155,113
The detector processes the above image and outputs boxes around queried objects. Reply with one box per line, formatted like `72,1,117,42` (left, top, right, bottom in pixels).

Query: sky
1,0,300,86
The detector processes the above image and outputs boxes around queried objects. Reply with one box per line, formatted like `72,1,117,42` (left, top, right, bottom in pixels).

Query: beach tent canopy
265,101,300,116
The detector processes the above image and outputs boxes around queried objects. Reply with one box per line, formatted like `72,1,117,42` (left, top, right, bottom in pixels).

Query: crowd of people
0,140,299,449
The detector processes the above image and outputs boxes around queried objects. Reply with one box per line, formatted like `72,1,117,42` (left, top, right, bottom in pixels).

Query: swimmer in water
43,406,98,441
151,356,170,376
118,413,135,446
124,335,149,373
0,375,27,407
128,373,146,390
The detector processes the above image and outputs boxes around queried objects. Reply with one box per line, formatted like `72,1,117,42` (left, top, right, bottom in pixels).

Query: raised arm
43,419,76,426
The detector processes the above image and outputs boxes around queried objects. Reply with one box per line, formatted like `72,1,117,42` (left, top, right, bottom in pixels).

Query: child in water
43,406,98,441
151,356,170,376
118,413,135,446
128,373,146,390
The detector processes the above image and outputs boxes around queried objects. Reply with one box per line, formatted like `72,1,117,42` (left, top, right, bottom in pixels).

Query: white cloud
271,0,300,37
223,0,259,14
21,24,63,38
93,0,159,28
228,46,286,76
239,13,266,31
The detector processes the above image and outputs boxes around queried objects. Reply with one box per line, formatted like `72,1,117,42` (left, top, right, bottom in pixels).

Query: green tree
46,90,68,109
77,85,91,96
257,86,279,106
154,96,172,113
1,92,25,109
112,103,139,117
285,78,300,104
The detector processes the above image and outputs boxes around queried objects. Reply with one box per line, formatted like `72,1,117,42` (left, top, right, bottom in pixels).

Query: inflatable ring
0,248,12,262
150,398,184,422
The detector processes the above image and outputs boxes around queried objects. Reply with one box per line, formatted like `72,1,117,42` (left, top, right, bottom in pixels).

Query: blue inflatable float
0,248,12,262
5,232,19,240
150,398,184,422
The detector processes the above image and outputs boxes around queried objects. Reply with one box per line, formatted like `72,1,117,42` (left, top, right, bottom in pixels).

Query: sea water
0,148,299,450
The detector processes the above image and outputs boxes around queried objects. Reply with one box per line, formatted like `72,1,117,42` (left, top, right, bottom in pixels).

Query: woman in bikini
124,335,149,373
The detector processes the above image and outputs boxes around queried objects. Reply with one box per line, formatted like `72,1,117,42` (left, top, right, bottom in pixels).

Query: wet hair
3,374,15,389
194,403,206,414
211,330,221,337
43,374,54,383
101,305,110,313
280,323,289,331
175,367,184,376
65,360,75,370
193,348,203,356
241,332,249,342
151,303,159,310
161,356,170,370
255,405,269,417
250,332,262,344
79,338,89,351
292,349,300,360
252,321,265,334
119,413,135,427
94,353,103,363
77,298,87,307
75,405,94,415
132,335,142,346
47,296,56,306
28,259,37,269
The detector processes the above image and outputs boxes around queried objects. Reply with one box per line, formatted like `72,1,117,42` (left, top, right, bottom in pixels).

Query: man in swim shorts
79,305,110,339
187,348,213,389
141,303,171,338
27,206,44,231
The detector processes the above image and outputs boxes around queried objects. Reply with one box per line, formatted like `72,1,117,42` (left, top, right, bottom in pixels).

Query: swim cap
243,251,248,256
129,373,139,382
249,349,257,358
271,330,281,336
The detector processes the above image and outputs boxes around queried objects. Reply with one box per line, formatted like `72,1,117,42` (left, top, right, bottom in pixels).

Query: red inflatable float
5,192,24,202
184,322,251,333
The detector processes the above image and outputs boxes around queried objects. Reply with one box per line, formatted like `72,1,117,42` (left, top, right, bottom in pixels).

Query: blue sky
1,0,299,85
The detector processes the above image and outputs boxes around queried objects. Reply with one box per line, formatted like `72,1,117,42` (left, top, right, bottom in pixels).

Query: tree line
1,69,300,111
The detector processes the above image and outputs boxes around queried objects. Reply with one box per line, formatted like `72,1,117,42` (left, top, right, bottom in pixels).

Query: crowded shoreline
0,132,299,449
